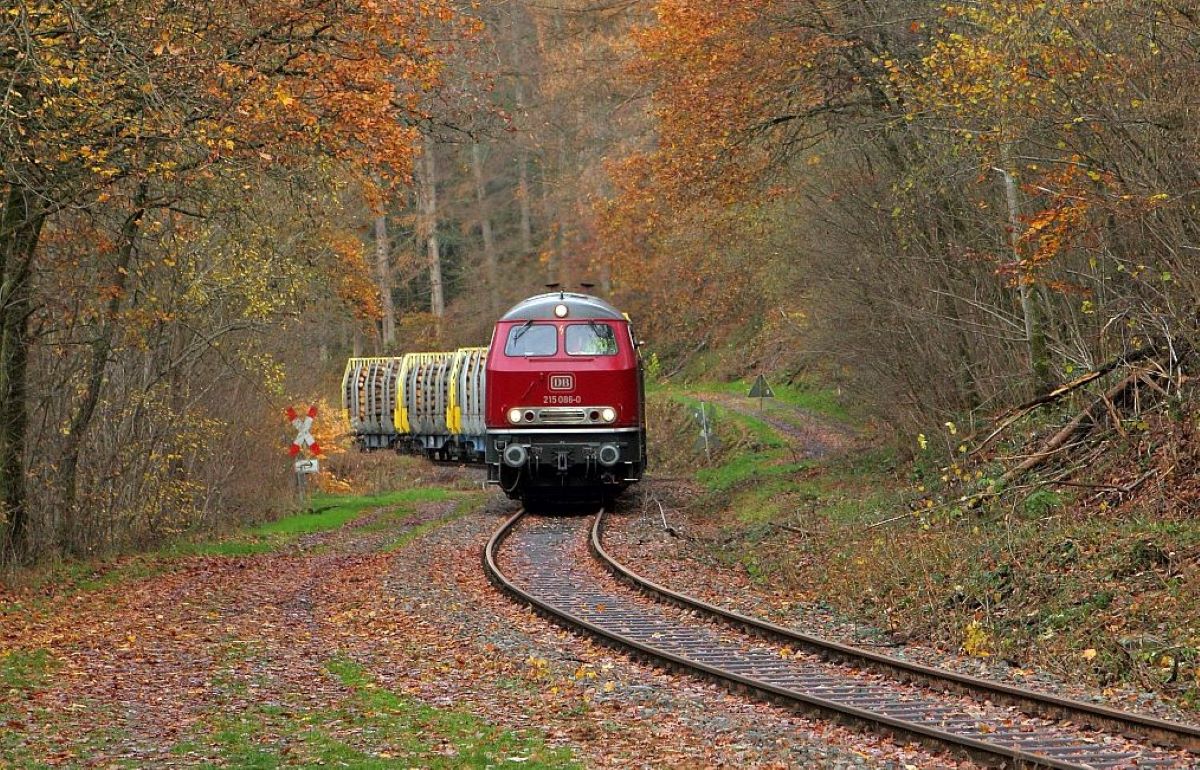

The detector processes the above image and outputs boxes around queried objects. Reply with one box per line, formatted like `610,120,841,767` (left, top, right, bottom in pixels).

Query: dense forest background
3,0,1199,563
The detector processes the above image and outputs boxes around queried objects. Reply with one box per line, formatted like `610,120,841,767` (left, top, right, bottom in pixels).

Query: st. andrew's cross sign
286,404,322,458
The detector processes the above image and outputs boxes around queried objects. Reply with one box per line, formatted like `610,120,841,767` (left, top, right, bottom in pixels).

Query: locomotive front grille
537,408,588,424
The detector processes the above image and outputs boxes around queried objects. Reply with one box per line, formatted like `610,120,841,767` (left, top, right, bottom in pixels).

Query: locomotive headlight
600,407,617,423
554,303,569,318
507,408,523,424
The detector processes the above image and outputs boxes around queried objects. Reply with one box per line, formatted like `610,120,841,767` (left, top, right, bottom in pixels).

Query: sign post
692,401,719,462
747,374,775,411
287,405,321,507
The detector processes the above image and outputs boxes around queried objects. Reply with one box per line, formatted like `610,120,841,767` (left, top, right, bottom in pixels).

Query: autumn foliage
0,0,460,561
601,0,1200,431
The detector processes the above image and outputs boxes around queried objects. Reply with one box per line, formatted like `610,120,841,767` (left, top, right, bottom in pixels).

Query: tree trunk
57,185,147,554
471,142,501,315
517,155,534,256
513,78,535,257
1000,159,1053,393
417,136,444,319
0,184,45,563
547,138,570,286
374,213,395,347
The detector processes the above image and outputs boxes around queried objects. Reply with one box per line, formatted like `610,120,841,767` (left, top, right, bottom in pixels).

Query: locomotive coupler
555,450,570,472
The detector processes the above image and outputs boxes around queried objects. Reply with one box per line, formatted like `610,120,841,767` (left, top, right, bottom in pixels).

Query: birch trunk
1000,156,1053,393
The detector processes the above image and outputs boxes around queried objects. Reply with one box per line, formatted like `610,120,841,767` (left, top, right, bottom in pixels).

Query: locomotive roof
499,292,625,322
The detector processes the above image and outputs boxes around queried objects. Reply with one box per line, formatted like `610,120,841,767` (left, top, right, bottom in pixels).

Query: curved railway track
484,509,1200,769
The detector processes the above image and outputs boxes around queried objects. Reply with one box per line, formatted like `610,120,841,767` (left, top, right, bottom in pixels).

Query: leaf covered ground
0,489,578,768
0,467,959,768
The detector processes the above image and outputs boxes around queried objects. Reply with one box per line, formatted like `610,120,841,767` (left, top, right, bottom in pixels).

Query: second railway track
484,509,1200,769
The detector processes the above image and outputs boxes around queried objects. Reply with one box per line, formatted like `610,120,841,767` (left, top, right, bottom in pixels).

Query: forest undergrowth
647,372,1200,713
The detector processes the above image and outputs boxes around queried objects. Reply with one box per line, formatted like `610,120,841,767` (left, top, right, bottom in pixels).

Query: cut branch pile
968,343,1189,508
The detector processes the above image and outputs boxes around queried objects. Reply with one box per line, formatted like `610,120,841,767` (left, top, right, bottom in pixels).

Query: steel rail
591,509,1200,755
483,510,1152,769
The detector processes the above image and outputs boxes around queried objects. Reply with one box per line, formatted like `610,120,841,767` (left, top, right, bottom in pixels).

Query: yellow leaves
962,619,991,657
275,85,295,107
1081,647,1098,661
525,656,550,679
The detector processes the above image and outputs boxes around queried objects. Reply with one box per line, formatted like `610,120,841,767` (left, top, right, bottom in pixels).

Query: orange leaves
626,0,846,207
327,229,382,322
597,1,858,337
8,0,462,202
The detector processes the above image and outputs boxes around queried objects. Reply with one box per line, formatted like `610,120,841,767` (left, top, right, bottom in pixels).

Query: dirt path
699,391,855,459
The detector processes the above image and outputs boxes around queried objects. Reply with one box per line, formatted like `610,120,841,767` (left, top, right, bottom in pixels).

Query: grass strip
186,658,578,769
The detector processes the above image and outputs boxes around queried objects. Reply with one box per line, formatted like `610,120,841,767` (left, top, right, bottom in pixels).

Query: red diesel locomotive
485,292,646,506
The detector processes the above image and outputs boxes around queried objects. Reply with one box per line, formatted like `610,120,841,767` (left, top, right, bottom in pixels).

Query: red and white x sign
286,405,321,457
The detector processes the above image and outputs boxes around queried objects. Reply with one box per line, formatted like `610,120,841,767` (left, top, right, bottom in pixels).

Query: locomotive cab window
565,323,619,356
504,322,557,357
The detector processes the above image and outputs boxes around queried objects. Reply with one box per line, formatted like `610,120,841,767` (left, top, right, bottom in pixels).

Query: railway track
484,509,1200,769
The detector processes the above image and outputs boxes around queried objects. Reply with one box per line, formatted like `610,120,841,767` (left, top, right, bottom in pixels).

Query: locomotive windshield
565,322,618,356
504,323,557,356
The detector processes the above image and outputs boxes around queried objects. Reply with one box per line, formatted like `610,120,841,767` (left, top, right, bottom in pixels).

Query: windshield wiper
512,319,535,341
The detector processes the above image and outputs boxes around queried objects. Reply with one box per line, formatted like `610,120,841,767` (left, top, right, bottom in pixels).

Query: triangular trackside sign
747,374,775,399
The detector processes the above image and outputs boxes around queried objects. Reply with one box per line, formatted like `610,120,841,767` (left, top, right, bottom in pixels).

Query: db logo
549,373,574,391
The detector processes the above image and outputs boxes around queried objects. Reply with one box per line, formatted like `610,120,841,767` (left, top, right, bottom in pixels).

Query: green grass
188,658,578,769
696,450,805,493
249,488,454,537
383,492,483,552
671,393,786,451
656,380,903,538
0,649,56,692
700,378,851,422
6,488,467,601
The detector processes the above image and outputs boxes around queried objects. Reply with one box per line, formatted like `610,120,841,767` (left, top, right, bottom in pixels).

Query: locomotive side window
504,323,557,356
565,323,618,356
